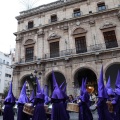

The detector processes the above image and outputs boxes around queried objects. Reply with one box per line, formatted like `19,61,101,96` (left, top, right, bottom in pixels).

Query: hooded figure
17,81,30,120
106,76,114,96
3,81,16,120
105,76,115,119
97,66,113,120
79,79,93,120
32,78,47,120
44,85,50,105
51,70,69,120
112,70,120,120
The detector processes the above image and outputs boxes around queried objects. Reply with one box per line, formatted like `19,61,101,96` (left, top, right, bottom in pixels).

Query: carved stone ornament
24,39,35,46
89,20,95,27
118,10,120,21
72,27,87,35
100,22,116,30
16,35,22,41
47,33,61,40
37,29,44,37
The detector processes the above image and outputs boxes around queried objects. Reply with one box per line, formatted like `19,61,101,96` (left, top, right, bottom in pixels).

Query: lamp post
30,70,42,96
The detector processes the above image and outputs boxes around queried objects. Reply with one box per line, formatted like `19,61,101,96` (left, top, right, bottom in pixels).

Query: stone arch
19,74,35,96
73,66,98,95
104,62,120,88
72,27,87,35
72,65,98,80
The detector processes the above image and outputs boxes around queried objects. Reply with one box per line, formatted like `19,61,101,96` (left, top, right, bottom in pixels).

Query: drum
106,101,113,113
23,103,34,116
66,103,79,112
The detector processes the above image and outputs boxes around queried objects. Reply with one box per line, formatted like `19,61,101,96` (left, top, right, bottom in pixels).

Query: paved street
0,110,98,120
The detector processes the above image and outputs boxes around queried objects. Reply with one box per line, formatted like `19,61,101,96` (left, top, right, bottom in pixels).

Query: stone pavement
0,110,98,120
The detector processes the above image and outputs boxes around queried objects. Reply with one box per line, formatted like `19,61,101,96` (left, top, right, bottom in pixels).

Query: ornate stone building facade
13,0,120,97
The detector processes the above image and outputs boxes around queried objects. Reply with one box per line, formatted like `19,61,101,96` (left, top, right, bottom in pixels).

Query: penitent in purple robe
32,78,47,120
3,102,15,120
51,70,69,120
97,66,113,120
3,81,16,120
79,79,93,120
32,98,47,120
17,103,30,120
17,81,30,120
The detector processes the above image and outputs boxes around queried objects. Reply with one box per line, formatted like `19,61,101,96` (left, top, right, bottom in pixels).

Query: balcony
72,11,82,18
44,41,119,59
97,5,108,12
20,56,37,63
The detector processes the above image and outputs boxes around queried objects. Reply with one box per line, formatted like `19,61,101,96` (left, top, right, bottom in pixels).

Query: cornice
16,0,87,20
14,7,119,35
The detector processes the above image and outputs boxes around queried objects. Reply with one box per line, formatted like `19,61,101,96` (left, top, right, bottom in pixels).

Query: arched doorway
74,68,97,95
47,71,66,96
105,63,120,88
20,75,35,97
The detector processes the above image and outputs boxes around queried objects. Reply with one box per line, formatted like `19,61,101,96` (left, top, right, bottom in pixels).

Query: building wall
13,0,120,97
0,52,13,98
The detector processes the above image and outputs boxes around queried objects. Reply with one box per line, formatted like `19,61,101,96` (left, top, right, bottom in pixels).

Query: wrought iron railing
44,41,120,59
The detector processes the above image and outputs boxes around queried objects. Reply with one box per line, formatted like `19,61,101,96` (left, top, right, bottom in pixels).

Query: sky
0,0,56,54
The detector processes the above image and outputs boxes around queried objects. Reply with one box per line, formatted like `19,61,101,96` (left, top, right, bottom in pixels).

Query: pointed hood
115,70,120,95
80,78,84,96
60,81,65,89
17,81,29,104
51,86,64,99
115,70,120,88
106,76,111,89
52,70,58,89
44,85,49,104
4,81,16,103
98,66,108,98
61,84,68,99
29,90,35,103
106,76,114,95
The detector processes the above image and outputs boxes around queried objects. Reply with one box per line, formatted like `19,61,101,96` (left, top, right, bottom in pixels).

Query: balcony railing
97,5,108,12
44,41,120,59
18,41,120,63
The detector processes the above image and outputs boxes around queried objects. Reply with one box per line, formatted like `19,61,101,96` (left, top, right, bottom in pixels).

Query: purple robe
79,101,93,120
17,103,30,120
97,98,113,120
3,102,15,120
51,99,69,120
32,98,47,120
112,95,120,120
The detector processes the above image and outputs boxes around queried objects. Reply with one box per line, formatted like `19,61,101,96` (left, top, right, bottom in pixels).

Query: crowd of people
2,66,120,120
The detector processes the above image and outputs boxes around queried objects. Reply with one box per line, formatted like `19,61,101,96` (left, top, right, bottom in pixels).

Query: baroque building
13,0,120,97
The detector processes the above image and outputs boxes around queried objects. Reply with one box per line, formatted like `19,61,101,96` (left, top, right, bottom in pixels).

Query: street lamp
30,70,42,96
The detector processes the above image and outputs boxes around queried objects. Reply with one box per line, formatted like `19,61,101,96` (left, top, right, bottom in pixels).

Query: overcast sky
0,0,56,54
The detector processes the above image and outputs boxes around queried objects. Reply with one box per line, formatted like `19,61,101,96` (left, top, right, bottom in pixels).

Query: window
28,21,34,29
0,59,2,63
51,15,57,22
73,9,81,17
103,30,118,49
3,60,5,64
75,36,87,53
6,62,9,65
97,3,106,11
50,42,59,58
25,47,34,62
5,74,11,78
